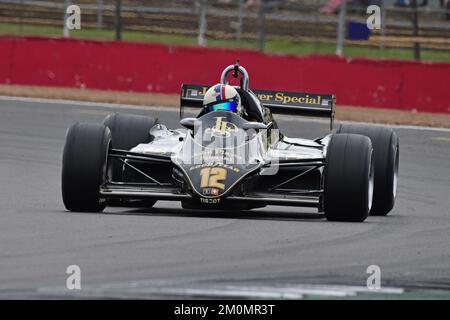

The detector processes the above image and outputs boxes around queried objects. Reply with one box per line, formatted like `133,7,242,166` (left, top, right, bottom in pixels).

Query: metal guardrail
1,0,449,27
0,0,449,58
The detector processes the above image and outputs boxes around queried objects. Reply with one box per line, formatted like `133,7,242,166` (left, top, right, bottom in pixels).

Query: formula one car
62,63,399,222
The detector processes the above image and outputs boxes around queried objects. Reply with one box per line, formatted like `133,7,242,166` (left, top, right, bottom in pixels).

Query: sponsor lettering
189,162,240,173
200,197,221,204
274,92,321,105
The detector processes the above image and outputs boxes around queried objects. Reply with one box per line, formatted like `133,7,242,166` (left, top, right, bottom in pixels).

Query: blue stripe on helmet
215,84,221,101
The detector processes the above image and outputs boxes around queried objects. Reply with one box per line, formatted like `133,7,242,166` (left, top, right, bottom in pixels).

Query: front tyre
61,123,111,212
323,134,374,222
103,113,158,208
103,113,158,181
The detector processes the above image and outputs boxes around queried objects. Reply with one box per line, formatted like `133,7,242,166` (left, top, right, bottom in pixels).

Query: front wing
100,148,324,209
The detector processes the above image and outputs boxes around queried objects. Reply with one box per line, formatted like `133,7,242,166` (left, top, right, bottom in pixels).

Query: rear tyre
324,134,374,222
337,124,399,216
62,123,111,212
103,113,158,208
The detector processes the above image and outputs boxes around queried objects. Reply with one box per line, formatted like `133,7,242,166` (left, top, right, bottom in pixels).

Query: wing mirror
242,121,272,131
180,117,199,130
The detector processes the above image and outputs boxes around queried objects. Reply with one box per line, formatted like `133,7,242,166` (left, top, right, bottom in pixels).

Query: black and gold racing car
62,63,399,222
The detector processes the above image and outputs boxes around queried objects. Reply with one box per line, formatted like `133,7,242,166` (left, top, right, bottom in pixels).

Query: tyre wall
0,36,448,113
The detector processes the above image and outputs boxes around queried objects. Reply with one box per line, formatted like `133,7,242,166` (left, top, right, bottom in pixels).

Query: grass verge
1,22,449,62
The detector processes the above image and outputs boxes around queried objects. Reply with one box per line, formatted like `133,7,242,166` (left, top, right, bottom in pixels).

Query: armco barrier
0,36,449,113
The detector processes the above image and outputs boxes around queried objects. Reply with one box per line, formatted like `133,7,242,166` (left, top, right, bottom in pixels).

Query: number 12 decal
200,167,227,190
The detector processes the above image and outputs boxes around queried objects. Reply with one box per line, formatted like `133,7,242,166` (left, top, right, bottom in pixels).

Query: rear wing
180,84,335,128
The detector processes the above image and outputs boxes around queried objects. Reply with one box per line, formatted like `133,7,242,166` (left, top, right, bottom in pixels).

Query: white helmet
202,84,242,116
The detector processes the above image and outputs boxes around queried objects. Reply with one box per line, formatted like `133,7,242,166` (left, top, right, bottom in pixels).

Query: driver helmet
202,84,242,116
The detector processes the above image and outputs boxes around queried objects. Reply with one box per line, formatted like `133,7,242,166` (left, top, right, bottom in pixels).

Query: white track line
0,95,166,111
1,95,449,132
37,282,405,298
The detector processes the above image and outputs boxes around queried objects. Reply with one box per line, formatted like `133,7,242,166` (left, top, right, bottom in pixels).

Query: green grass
1,22,448,62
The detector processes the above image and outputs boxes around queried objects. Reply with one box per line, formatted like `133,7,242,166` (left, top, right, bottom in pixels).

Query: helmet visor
205,100,237,113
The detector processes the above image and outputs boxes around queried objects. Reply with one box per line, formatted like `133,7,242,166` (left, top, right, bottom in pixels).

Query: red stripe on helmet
221,85,226,100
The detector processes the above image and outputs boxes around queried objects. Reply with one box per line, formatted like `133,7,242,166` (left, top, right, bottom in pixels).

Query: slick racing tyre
323,134,374,222
103,113,158,208
103,113,158,181
337,124,399,216
62,123,111,212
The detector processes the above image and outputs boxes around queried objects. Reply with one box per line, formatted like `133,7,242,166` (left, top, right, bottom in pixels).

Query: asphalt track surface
0,97,449,298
